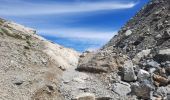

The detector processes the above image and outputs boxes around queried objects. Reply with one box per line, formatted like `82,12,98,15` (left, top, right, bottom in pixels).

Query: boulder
137,69,150,81
153,74,169,86
123,60,137,82
112,82,131,96
131,80,155,99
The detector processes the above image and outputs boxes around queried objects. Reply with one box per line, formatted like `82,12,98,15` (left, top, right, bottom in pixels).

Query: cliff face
77,0,170,99
0,18,79,100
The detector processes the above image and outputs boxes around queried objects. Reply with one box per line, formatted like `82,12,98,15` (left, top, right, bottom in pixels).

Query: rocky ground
0,0,170,100
59,65,117,100
0,18,79,100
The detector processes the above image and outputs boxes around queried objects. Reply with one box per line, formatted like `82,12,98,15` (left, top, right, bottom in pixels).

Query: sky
0,0,149,52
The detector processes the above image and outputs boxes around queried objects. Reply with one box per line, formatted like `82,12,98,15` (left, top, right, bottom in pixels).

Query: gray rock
155,34,162,38
149,68,157,73
159,49,170,55
123,60,137,82
132,49,151,64
124,30,132,36
131,80,154,99
156,86,170,97
137,69,150,81
146,60,160,68
112,82,131,96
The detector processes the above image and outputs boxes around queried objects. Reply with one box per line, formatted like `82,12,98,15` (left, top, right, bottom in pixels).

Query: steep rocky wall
104,0,170,57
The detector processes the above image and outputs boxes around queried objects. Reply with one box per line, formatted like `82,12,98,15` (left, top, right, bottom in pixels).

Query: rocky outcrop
77,0,170,99
0,18,79,100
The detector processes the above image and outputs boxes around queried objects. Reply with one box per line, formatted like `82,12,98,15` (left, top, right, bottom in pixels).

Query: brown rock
153,74,169,86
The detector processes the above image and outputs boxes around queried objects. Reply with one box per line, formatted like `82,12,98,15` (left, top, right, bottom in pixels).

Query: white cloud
37,28,116,51
37,28,117,40
0,0,137,16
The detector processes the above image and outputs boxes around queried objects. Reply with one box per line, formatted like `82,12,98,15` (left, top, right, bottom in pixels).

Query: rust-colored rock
153,74,169,86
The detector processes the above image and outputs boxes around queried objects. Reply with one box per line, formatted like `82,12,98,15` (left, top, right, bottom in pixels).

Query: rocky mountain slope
0,18,79,100
0,0,170,100
77,0,170,99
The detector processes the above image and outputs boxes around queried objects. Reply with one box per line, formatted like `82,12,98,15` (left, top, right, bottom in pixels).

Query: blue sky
0,0,149,52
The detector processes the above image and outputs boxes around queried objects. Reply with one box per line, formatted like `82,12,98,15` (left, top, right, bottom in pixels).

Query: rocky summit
0,0,170,100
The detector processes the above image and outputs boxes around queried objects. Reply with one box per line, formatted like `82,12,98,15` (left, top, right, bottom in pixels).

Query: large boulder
123,60,137,82
112,82,131,96
131,80,155,99
153,74,169,86
137,69,150,81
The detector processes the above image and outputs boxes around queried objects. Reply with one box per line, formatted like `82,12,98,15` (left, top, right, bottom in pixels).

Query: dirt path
59,66,117,100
